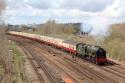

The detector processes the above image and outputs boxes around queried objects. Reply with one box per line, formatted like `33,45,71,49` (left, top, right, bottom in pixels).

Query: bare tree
0,0,5,12
0,0,5,23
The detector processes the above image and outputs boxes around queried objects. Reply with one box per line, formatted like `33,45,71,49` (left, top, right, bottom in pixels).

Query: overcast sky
2,0,125,25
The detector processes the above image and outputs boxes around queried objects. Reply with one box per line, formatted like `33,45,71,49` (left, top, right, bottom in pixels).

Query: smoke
81,16,111,37
81,22,93,33
80,0,125,38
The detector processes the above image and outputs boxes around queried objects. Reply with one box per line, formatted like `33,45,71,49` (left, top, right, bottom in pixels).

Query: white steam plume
81,16,110,37
81,0,122,37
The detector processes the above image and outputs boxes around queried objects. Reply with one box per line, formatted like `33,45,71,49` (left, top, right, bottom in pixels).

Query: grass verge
10,42,27,83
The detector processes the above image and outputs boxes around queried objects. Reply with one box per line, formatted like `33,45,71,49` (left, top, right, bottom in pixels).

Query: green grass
0,65,4,76
11,43,27,83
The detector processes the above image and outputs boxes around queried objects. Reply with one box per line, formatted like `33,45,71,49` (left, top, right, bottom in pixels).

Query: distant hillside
33,20,81,35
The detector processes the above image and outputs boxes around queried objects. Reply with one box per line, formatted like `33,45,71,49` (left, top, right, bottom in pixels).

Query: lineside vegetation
104,24,125,61
0,27,27,83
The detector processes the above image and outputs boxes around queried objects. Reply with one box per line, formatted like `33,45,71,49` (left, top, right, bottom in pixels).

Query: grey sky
3,0,125,24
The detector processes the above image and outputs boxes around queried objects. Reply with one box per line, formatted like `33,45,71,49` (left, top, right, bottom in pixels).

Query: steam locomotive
8,31,107,65
76,43,107,65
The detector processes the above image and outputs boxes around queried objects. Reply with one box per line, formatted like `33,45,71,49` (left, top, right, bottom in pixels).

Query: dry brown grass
104,23,125,61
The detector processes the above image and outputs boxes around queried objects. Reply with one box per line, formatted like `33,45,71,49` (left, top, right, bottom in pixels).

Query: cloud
5,0,55,9
3,0,125,25
60,0,114,12
5,0,115,12
102,0,120,18
80,0,125,37
4,8,90,24
101,0,125,19
3,0,125,38
5,16,47,25
25,0,55,9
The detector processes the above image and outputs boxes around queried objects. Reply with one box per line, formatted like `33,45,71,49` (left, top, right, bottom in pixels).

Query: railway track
9,36,125,83
20,46,44,83
33,43,117,83
20,45,62,83
17,41,109,83
29,44,81,83
33,42,125,83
